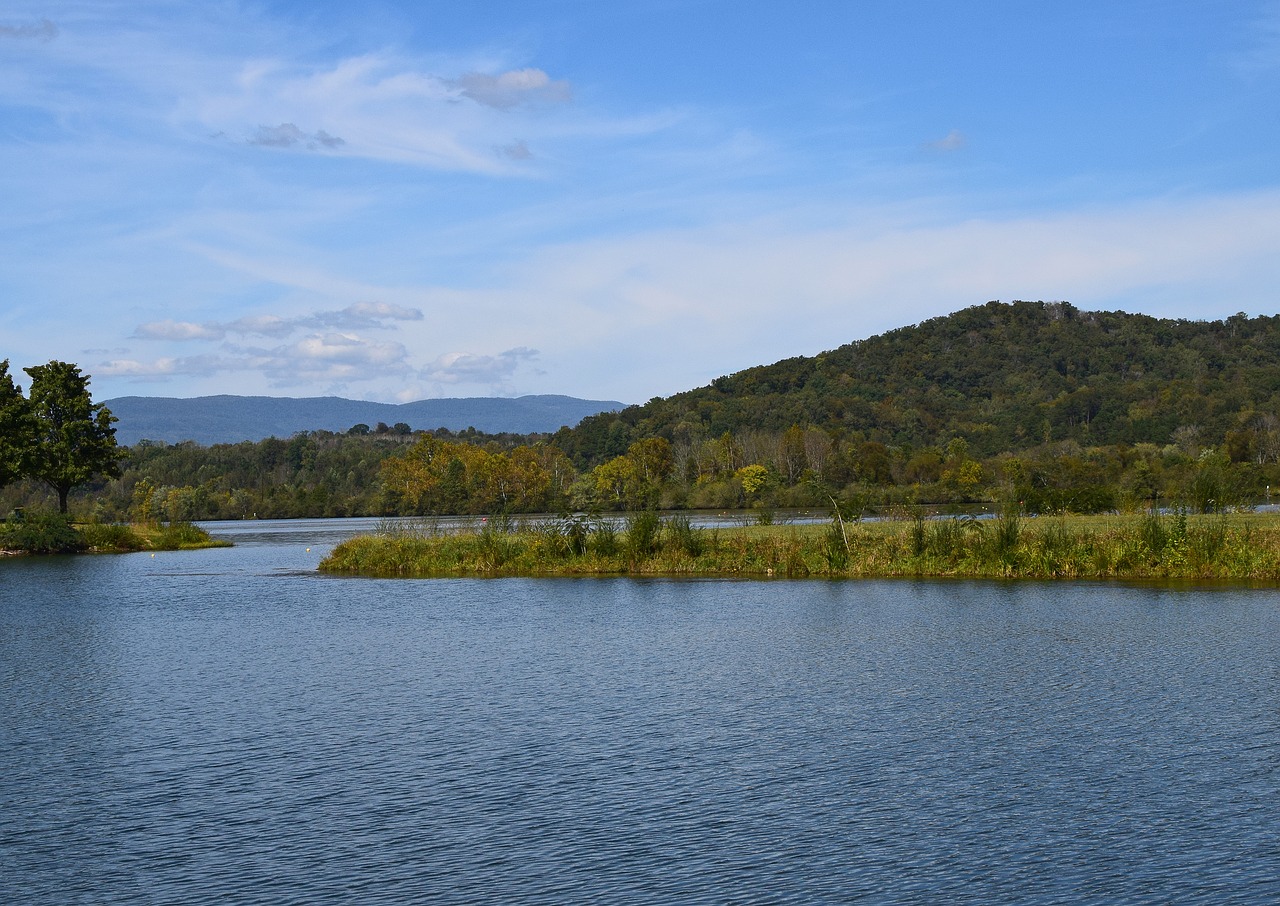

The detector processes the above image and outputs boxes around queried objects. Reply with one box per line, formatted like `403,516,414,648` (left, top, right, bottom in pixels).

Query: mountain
555,300,1280,464
103,394,626,446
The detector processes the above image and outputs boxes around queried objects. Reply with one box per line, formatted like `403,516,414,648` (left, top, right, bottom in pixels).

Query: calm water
2,520,1278,904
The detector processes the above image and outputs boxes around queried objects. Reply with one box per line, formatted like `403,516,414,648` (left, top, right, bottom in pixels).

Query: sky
3,1,1280,405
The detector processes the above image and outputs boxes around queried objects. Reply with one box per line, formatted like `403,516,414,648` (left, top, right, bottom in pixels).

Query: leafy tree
24,361,121,513
736,464,771,500
592,455,641,508
0,359,35,489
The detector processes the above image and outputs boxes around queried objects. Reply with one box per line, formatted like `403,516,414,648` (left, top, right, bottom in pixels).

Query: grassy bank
0,511,230,555
319,510,1280,581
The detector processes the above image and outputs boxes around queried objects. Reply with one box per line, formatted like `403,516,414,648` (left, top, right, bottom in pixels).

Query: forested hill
556,300,1280,464
104,393,625,446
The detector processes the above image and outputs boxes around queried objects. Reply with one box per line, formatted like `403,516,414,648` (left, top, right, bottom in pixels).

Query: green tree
24,361,121,513
0,360,35,489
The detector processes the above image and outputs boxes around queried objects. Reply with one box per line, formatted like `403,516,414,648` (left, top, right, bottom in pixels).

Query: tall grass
1,512,227,554
320,510,1280,581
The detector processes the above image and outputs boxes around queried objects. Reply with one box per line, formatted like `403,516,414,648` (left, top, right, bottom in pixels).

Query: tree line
6,416,1275,523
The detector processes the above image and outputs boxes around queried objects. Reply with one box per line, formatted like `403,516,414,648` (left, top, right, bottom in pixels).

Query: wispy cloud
133,321,225,341
0,18,57,42
924,129,967,152
498,140,533,160
423,347,538,386
101,333,415,388
195,55,578,172
249,123,345,150
133,302,422,342
447,68,571,110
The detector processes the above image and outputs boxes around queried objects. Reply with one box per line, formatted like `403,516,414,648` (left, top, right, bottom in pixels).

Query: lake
2,519,1278,903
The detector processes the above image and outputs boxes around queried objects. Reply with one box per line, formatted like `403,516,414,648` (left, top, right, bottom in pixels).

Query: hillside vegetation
540,301,1280,514
558,300,1280,461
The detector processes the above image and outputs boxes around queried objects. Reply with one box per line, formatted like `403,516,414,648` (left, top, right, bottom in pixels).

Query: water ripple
3,553,1279,903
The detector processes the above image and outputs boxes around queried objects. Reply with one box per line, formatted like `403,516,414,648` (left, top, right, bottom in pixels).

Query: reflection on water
2,520,1278,904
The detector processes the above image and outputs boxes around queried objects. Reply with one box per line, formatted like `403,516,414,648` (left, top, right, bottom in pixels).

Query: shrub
0,510,85,554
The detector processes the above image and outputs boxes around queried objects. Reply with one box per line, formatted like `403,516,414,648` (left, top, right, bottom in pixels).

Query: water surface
2,520,1278,903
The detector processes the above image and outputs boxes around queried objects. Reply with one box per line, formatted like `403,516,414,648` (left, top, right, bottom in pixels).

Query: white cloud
98,355,225,377
447,68,571,110
98,357,180,376
100,333,413,387
278,332,408,367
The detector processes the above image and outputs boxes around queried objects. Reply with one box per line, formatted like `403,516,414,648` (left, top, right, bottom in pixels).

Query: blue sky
3,1,1280,405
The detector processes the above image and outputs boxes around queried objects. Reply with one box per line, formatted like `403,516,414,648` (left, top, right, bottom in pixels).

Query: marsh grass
1,513,228,554
320,510,1280,581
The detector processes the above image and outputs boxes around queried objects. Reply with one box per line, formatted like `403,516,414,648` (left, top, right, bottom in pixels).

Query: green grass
319,511,1280,581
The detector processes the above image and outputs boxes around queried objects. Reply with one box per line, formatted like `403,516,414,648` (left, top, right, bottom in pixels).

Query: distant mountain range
103,394,626,446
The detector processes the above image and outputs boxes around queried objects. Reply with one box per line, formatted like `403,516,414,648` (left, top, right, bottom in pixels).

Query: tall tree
0,359,36,489
24,361,121,513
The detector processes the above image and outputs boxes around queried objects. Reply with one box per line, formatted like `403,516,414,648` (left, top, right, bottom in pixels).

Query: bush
0,510,86,554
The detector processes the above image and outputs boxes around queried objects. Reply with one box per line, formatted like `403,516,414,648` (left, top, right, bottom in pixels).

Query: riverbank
0,513,230,555
319,511,1280,581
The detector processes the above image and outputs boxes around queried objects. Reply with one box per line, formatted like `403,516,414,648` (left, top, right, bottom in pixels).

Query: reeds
319,511,1280,581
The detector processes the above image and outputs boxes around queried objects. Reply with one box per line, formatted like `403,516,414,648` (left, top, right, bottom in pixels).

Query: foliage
561,302,1280,460
0,360,37,489
379,434,572,515
0,510,85,554
23,361,121,513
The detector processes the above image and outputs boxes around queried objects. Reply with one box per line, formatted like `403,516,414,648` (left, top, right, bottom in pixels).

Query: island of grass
0,510,230,555
319,509,1280,582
